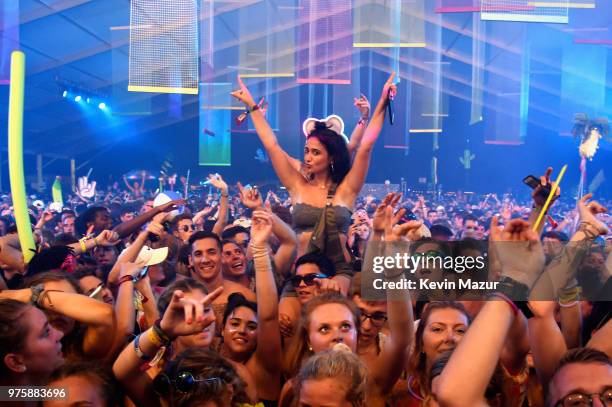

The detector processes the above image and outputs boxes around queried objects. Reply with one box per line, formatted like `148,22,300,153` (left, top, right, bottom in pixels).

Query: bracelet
559,286,581,303
118,275,136,287
147,327,165,347
30,284,45,307
134,334,153,361
79,238,87,253
153,319,172,345
357,117,369,126
486,292,518,316
558,300,579,308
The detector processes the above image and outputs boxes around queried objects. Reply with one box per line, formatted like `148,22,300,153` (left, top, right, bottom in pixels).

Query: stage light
74,95,82,102
98,102,106,110
62,90,68,98
86,98,91,104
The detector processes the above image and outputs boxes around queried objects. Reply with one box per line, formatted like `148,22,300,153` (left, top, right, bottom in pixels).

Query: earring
308,345,313,352
330,162,335,173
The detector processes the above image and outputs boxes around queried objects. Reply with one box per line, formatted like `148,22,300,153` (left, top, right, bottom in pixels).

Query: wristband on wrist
486,292,518,316
134,334,153,361
79,237,88,253
491,277,534,318
147,326,165,347
30,284,45,307
118,275,137,287
154,319,173,344
236,97,264,125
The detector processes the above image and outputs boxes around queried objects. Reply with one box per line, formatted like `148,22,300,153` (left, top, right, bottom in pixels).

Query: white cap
121,245,168,266
153,191,183,218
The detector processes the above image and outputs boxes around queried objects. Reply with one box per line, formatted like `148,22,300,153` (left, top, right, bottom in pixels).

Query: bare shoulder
223,280,256,302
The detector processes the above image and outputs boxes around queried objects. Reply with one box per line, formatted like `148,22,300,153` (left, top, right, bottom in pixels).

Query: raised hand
577,193,609,235
490,217,545,288
157,199,186,213
384,206,423,242
146,217,165,238
207,173,228,193
381,71,397,101
250,210,273,246
237,181,263,210
230,76,256,107
372,192,402,235
532,167,560,208
159,287,223,340
354,94,371,119
38,210,54,225
95,230,120,246
314,277,342,295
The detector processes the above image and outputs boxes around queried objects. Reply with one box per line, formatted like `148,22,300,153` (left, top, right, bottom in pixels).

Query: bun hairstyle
222,293,257,326
313,121,330,131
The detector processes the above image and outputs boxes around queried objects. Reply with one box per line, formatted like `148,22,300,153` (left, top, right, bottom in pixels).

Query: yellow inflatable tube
8,51,36,262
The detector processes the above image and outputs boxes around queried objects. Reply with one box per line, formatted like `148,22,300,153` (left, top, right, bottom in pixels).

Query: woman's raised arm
231,76,302,191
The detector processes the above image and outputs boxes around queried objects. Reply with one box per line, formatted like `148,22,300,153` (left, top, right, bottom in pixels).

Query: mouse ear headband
302,114,349,144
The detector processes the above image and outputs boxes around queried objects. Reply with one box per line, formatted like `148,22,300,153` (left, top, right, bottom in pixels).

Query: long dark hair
308,121,351,184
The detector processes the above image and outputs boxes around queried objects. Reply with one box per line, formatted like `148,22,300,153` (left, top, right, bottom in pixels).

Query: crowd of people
0,73,610,407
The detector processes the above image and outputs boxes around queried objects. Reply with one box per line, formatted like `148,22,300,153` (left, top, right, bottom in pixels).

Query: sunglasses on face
291,273,328,287
554,387,612,407
153,371,223,395
181,224,196,232
359,309,388,327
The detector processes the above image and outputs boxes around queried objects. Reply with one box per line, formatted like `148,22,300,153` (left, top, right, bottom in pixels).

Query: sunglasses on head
181,224,196,232
291,273,328,287
153,371,223,395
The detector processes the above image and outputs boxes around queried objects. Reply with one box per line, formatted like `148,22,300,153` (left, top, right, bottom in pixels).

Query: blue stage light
62,90,68,98
98,102,107,110
74,95,82,102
